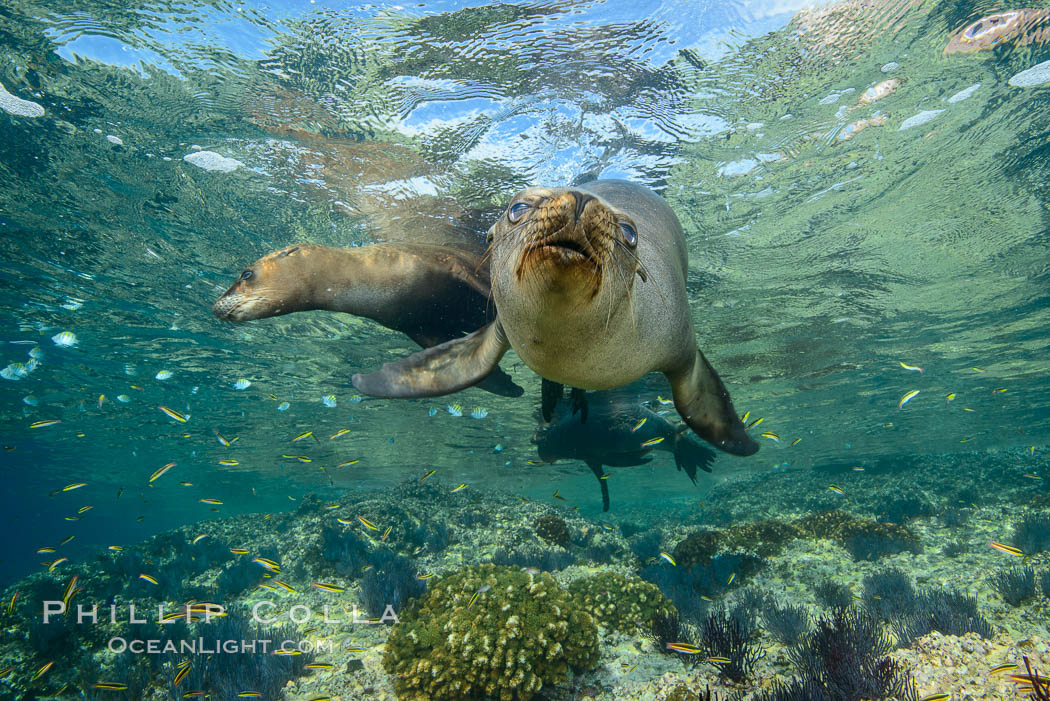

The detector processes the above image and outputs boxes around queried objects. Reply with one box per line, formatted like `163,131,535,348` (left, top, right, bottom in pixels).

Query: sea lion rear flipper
667,351,758,456
586,460,611,512
352,321,510,398
569,387,588,423
672,430,718,482
541,379,564,422
476,367,524,397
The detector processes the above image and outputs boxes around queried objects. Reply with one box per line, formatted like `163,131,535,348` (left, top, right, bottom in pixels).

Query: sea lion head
212,244,317,321
487,187,643,308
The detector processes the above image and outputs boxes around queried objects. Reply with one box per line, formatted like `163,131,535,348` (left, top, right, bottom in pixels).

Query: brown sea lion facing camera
213,242,523,397
352,180,758,457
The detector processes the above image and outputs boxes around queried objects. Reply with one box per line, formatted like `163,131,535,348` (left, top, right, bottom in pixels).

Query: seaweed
162,614,314,700
862,568,917,622
1041,569,1050,599
873,493,930,524
842,530,919,561
763,598,812,645
491,545,574,571
788,606,917,701
991,565,1037,607
813,579,853,611
1012,514,1050,554
892,589,993,647
649,609,687,658
696,609,762,682
358,549,425,618
320,526,371,577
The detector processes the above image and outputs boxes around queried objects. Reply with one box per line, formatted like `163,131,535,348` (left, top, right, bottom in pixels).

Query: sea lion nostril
572,192,596,222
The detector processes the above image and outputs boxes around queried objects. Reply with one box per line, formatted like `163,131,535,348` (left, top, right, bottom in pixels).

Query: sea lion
213,242,523,397
352,180,758,456
533,391,717,511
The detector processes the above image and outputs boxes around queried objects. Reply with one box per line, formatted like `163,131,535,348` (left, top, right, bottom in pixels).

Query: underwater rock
944,9,1050,54
899,109,944,130
382,564,599,701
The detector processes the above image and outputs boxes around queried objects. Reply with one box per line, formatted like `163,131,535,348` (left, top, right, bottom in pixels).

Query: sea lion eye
240,270,254,281
620,222,637,247
508,202,530,223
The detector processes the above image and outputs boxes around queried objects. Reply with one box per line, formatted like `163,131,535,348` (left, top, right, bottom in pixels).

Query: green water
1,0,1049,697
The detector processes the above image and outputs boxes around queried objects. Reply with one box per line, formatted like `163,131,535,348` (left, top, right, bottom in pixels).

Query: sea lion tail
672,430,717,483
667,350,759,456
352,321,510,398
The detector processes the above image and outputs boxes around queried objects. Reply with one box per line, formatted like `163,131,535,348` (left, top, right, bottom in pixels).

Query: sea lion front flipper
586,460,611,512
352,321,510,398
569,387,588,423
672,429,718,482
667,350,758,456
541,379,564,422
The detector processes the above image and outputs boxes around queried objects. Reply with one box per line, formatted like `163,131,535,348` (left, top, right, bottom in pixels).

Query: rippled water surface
1,0,1049,586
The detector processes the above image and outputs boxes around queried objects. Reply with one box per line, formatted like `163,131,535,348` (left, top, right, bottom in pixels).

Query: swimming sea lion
533,391,717,511
352,180,758,456
213,242,523,397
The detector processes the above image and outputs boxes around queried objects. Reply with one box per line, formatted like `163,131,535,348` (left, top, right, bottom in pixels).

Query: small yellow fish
640,436,665,447
329,429,351,440
666,642,701,654
760,432,780,442
899,361,924,374
108,545,123,551
416,572,436,580
790,437,802,447
852,466,865,472
30,419,62,429
707,656,732,664
945,393,956,406
61,482,87,492
659,552,676,566
92,682,129,691
37,547,56,554
450,483,468,493
631,418,647,433
149,462,176,483
292,431,313,443
989,663,1018,674
77,506,92,514
305,663,334,670
217,459,239,466
746,417,764,430
179,481,193,486
311,582,345,593
237,693,262,698
526,460,545,465
337,460,360,467
32,661,55,681
419,469,436,483
919,694,951,701
897,389,919,409
992,387,1007,393
741,410,750,422
1023,473,1041,480
972,367,986,373
988,541,1022,557
252,557,280,572
381,526,392,542
138,574,158,585
158,406,188,423
47,557,68,571
173,665,190,686
230,547,249,554
828,485,845,496
727,572,736,585
656,396,673,405
214,430,231,446
199,498,223,505
960,436,975,442
357,515,379,530
552,489,566,501
273,580,296,593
